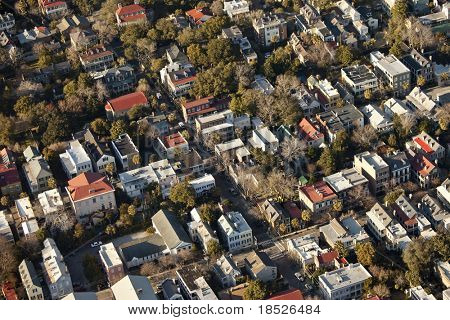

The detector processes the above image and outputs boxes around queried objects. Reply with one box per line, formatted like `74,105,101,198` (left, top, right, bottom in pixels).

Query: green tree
90,118,110,136
207,38,234,65
0,115,14,146
416,75,426,87
127,205,137,217
37,47,53,68
364,89,373,101
47,177,57,189
169,181,196,209
14,96,34,118
206,240,222,257
332,199,343,213
317,147,335,176
291,218,300,230
42,115,71,146
243,280,268,300
82,254,103,283
73,223,85,239
336,45,354,66
334,240,349,258
301,209,312,224
384,189,404,205
187,43,208,68
199,203,216,224
146,226,156,235
192,62,237,97
110,119,128,140
387,133,398,147
105,224,116,236
355,242,376,266
229,90,257,116
0,196,10,208
402,237,434,286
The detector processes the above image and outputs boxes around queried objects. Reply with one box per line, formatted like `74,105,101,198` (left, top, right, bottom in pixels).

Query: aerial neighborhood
0,0,449,302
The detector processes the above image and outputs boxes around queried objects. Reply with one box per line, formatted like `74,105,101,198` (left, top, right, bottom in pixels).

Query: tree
73,223,85,239
90,118,110,136
187,43,208,68
352,125,378,149
146,226,155,235
136,78,151,96
372,283,390,299
317,147,335,176
14,96,34,118
301,209,312,224
332,199,343,214
207,38,234,65
169,181,196,209
45,210,76,235
82,254,103,283
47,177,57,189
402,237,434,285
387,133,398,147
243,280,268,300
105,224,116,236
364,89,373,101
42,115,71,146
384,189,404,205
291,218,300,230
131,154,141,167
192,62,237,97
110,119,128,140
105,163,115,176
280,137,306,165
416,75,426,87
336,45,354,66
355,242,376,266
1,196,10,208
199,203,216,224
259,170,297,201
0,237,18,282
0,115,14,146
334,240,349,258
206,240,222,257
127,205,137,217
211,0,224,16
37,46,53,68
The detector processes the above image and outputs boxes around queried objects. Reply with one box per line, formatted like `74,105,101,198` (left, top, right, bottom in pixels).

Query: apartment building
406,87,437,114
370,51,410,97
393,194,420,235
218,211,253,252
308,77,341,109
419,194,450,229
361,104,393,132
41,238,73,300
99,243,125,285
366,202,393,241
319,263,371,300
79,45,114,72
177,265,218,300
160,62,197,97
341,65,378,97
253,13,287,47
354,151,390,195
407,151,438,189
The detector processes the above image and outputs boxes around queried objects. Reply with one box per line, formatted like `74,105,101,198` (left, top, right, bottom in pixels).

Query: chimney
118,3,122,8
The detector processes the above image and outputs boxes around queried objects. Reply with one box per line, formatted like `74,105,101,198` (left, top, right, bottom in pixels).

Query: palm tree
301,209,312,226
132,154,141,167
105,224,116,236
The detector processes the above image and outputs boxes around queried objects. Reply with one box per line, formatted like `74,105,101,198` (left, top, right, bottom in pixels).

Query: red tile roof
186,7,210,24
182,96,214,110
172,75,197,85
409,153,435,177
268,289,303,300
164,132,187,148
40,0,66,8
67,172,114,202
300,181,336,203
317,250,338,265
299,118,324,142
105,92,148,113
0,164,21,188
116,4,145,16
120,13,147,22
413,137,433,153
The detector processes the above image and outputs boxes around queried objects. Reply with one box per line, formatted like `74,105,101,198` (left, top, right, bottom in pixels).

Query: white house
218,211,253,252
224,0,250,19
38,188,64,216
66,172,117,224
15,197,39,238
213,254,242,288
361,104,393,132
189,174,215,197
59,140,93,179
248,127,279,153
244,250,277,283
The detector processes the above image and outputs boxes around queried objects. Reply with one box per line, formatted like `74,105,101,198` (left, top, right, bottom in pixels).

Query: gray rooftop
152,209,191,250
319,263,371,291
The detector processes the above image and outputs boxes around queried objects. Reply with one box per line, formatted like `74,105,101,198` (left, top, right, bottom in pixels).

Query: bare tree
351,125,378,149
235,166,261,199
0,237,18,281
256,94,277,126
347,184,376,209
280,137,307,163
45,209,76,235
405,17,434,50
275,74,302,97
259,170,297,201
400,113,417,136
211,0,224,16
140,261,161,276
372,283,390,299
92,19,118,44
235,63,255,88
136,78,151,96
96,81,110,101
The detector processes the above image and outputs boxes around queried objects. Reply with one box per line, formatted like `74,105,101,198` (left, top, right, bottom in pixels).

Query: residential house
320,217,370,250
356,6,378,31
79,45,114,72
261,200,294,234
18,259,44,300
341,65,378,97
0,13,14,32
93,65,136,97
161,279,183,300
185,7,212,26
16,197,39,239
66,172,117,224
437,178,450,210
383,151,411,186
57,14,90,39
406,150,438,189
418,3,449,33
181,96,229,123
111,275,158,300
119,160,177,199
83,129,116,174
299,181,337,214
172,150,205,181
316,104,364,142
294,4,320,32
252,13,287,47
0,210,14,243
287,234,325,269
406,87,437,114
435,261,450,288
298,118,324,148
0,148,22,197
59,140,93,179
37,189,64,216
419,194,450,229
17,26,52,47
160,62,196,97
323,167,369,201
22,151,54,195
116,3,147,27
251,75,275,95
139,115,170,148
154,132,189,160
370,51,410,97
366,202,393,240
401,49,434,83
166,43,189,65
319,263,371,300
248,127,279,153
118,235,168,268
105,91,148,120
244,250,277,283
408,286,437,300
289,33,309,65
70,29,98,51
215,138,251,163
187,216,217,253
41,238,73,300
201,123,234,145
383,98,412,119
224,0,250,19
354,151,390,195
152,209,193,254
195,109,233,133
99,243,125,285
393,194,420,235
213,254,242,288
218,211,253,252
189,174,215,197
361,104,393,132
38,0,68,19
177,265,218,300
111,133,140,171
307,77,341,109
334,82,355,105
315,250,340,270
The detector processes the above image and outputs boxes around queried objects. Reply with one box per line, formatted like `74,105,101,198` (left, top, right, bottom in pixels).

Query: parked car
90,241,103,248
295,272,304,282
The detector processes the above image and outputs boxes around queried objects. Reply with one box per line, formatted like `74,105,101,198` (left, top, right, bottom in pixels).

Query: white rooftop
218,211,251,236
99,243,122,269
38,189,63,215
319,263,371,291
324,167,368,193
15,197,35,220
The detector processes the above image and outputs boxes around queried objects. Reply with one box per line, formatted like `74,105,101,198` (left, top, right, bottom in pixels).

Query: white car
294,272,304,282
90,241,103,248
